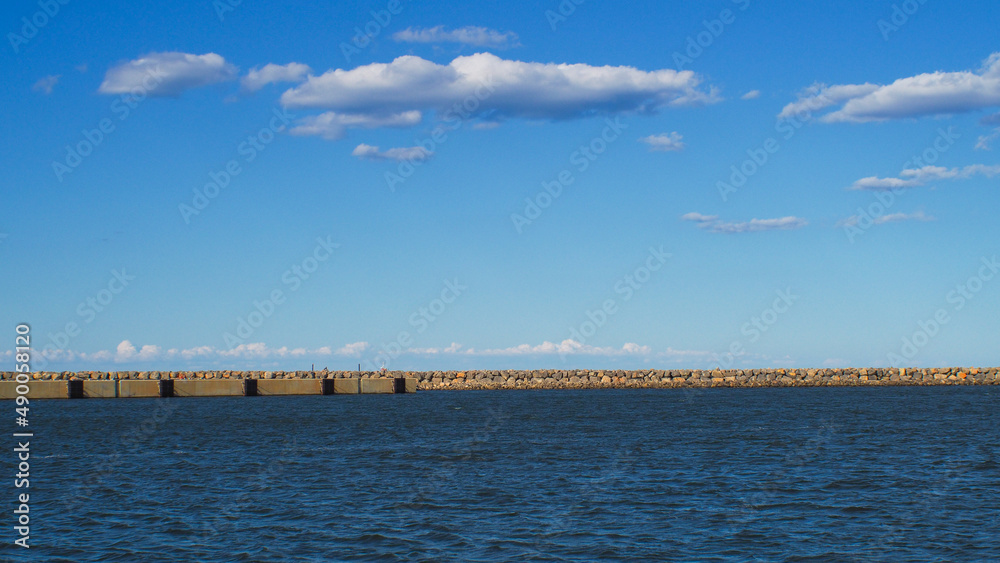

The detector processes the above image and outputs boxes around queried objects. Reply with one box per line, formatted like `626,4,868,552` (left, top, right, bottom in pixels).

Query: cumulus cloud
99,52,237,97
288,110,422,140
335,342,370,356
351,143,432,161
848,164,1000,191
32,75,60,94
241,62,311,92
401,340,659,357
280,53,718,123
782,53,1000,123
115,340,161,362
838,211,934,228
640,132,685,152
29,341,381,367
680,212,718,223
741,89,760,100
393,26,520,48
683,213,807,234
778,83,879,119
14,339,716,368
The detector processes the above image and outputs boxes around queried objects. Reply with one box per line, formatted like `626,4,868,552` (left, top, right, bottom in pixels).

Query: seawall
1,367,997,395
0,375,415,400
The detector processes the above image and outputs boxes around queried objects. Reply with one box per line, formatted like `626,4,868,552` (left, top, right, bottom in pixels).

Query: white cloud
241,62,311,92
779,83,879,119
32,75,60,94
288,110,422,140
115,340,161,362
351,143,432,161
411,340,658,357
848,164,1000,191
32,341,371,365
680,212,718,223
640,132,685,152
838,211,934,228
848,176,923,191
683,213,807,234
280,53,718,122
393,26,520,48
472,121,501,130
741,89,760,100
782,53,1000,123
99,52,237,97
15,339,717,368
335,342,370,356
361,340,709,359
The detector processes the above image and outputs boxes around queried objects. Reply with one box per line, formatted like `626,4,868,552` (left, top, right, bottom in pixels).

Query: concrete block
0,381,68,399
333,378,359,394
405,378,417,393
257,379,322,396
173,380,245,397
118,380,161,398
84,380,117,398
361,378,394,394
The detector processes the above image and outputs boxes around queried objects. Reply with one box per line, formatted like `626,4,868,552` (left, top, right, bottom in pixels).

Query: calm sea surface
7,386,1000,561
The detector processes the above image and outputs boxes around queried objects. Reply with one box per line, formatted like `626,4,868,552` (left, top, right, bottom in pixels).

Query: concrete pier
0,378,416,400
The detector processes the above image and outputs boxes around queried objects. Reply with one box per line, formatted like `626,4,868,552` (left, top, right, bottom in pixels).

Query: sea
7,385,999,561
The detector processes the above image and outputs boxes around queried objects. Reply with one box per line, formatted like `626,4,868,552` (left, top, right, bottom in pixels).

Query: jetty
1,366,998,399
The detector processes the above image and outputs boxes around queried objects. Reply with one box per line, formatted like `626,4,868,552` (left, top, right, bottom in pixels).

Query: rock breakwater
3,367,998,390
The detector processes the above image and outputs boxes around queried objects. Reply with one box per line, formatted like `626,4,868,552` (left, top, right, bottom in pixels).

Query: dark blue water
5,386,999,561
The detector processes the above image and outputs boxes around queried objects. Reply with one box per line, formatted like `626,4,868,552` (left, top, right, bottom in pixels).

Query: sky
2,0,999,372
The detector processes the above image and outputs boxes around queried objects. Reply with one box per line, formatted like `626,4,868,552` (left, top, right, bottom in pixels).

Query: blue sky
2,0,999,372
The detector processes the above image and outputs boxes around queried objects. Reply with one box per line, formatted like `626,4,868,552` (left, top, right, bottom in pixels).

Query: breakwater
0,375,415,400
1,367,997,396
